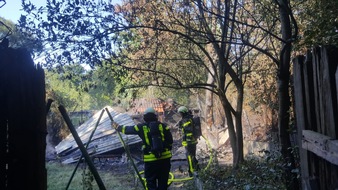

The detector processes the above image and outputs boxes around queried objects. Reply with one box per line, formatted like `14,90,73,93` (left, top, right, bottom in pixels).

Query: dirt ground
91,157,196,189
88,142,218,190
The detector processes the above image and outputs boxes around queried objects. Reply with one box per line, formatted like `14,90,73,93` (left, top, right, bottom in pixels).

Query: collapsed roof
55,106,142,164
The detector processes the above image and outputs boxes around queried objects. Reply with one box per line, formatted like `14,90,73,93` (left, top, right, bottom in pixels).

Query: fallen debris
55,106,142,164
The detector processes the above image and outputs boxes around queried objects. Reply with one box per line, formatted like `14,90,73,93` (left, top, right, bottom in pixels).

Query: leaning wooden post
105,108,147,190
58,105,106,190
66,109,105,190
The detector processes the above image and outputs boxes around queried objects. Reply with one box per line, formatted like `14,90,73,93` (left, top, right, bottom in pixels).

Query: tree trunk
220,94,239,167
277,0,299,189
205,70,215,131
235,84,244,163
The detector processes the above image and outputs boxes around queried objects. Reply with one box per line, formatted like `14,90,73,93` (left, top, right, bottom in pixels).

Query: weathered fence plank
294,46,338,190
293,55,311,189
311,47,322,133
319,47,336,137
302,130,338,166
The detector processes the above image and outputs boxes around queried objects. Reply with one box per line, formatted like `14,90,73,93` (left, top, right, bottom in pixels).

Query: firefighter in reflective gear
178,106,201,177
115,107,173,190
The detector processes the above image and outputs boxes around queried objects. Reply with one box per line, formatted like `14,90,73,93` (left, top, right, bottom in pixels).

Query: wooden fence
293,46,338,190
0,46,47,190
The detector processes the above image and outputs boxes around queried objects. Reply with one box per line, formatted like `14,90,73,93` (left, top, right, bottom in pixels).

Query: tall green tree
46,63,119,111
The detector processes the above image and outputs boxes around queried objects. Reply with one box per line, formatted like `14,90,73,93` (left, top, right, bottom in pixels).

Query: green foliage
199,152,287,190
244,55,278,114
45,63,120,142
0,17,13,39
45,63,119,111
0,17,42,50
295,0,338,49
85,63,120,109
20,0,123,67
46,67,91,111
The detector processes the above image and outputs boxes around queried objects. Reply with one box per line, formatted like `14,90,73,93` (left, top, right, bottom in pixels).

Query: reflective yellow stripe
182,120,191,127
182,140,196,146
186,133,197,143
143,150,172,162
159,124,164,141
145,181,148,190
134,125,139,131
188,155,194,173
143,125,150,145
122,126,126,134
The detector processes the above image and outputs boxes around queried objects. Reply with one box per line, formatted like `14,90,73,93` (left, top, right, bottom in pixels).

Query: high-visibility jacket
179,115,198,146
118,121,173,162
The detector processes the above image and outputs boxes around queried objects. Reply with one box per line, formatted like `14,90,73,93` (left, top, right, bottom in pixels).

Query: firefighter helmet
178,106,189,113
144,107,156,114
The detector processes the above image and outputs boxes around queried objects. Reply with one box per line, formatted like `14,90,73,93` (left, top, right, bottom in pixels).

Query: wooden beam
302,130,338,166
293,56,311,189
59,105,106,190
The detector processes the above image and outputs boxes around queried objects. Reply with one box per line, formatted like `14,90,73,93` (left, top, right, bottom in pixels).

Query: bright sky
0,0,46,23
0,0,121,23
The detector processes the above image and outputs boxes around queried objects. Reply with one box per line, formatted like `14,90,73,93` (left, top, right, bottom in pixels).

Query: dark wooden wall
293,46,338,190
0,47,47,190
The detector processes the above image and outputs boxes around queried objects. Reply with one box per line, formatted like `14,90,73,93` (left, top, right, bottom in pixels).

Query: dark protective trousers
144,158,171,190
186,143,199,176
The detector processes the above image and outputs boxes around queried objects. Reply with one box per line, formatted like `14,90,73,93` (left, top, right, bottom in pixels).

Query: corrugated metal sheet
55,106,142,164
